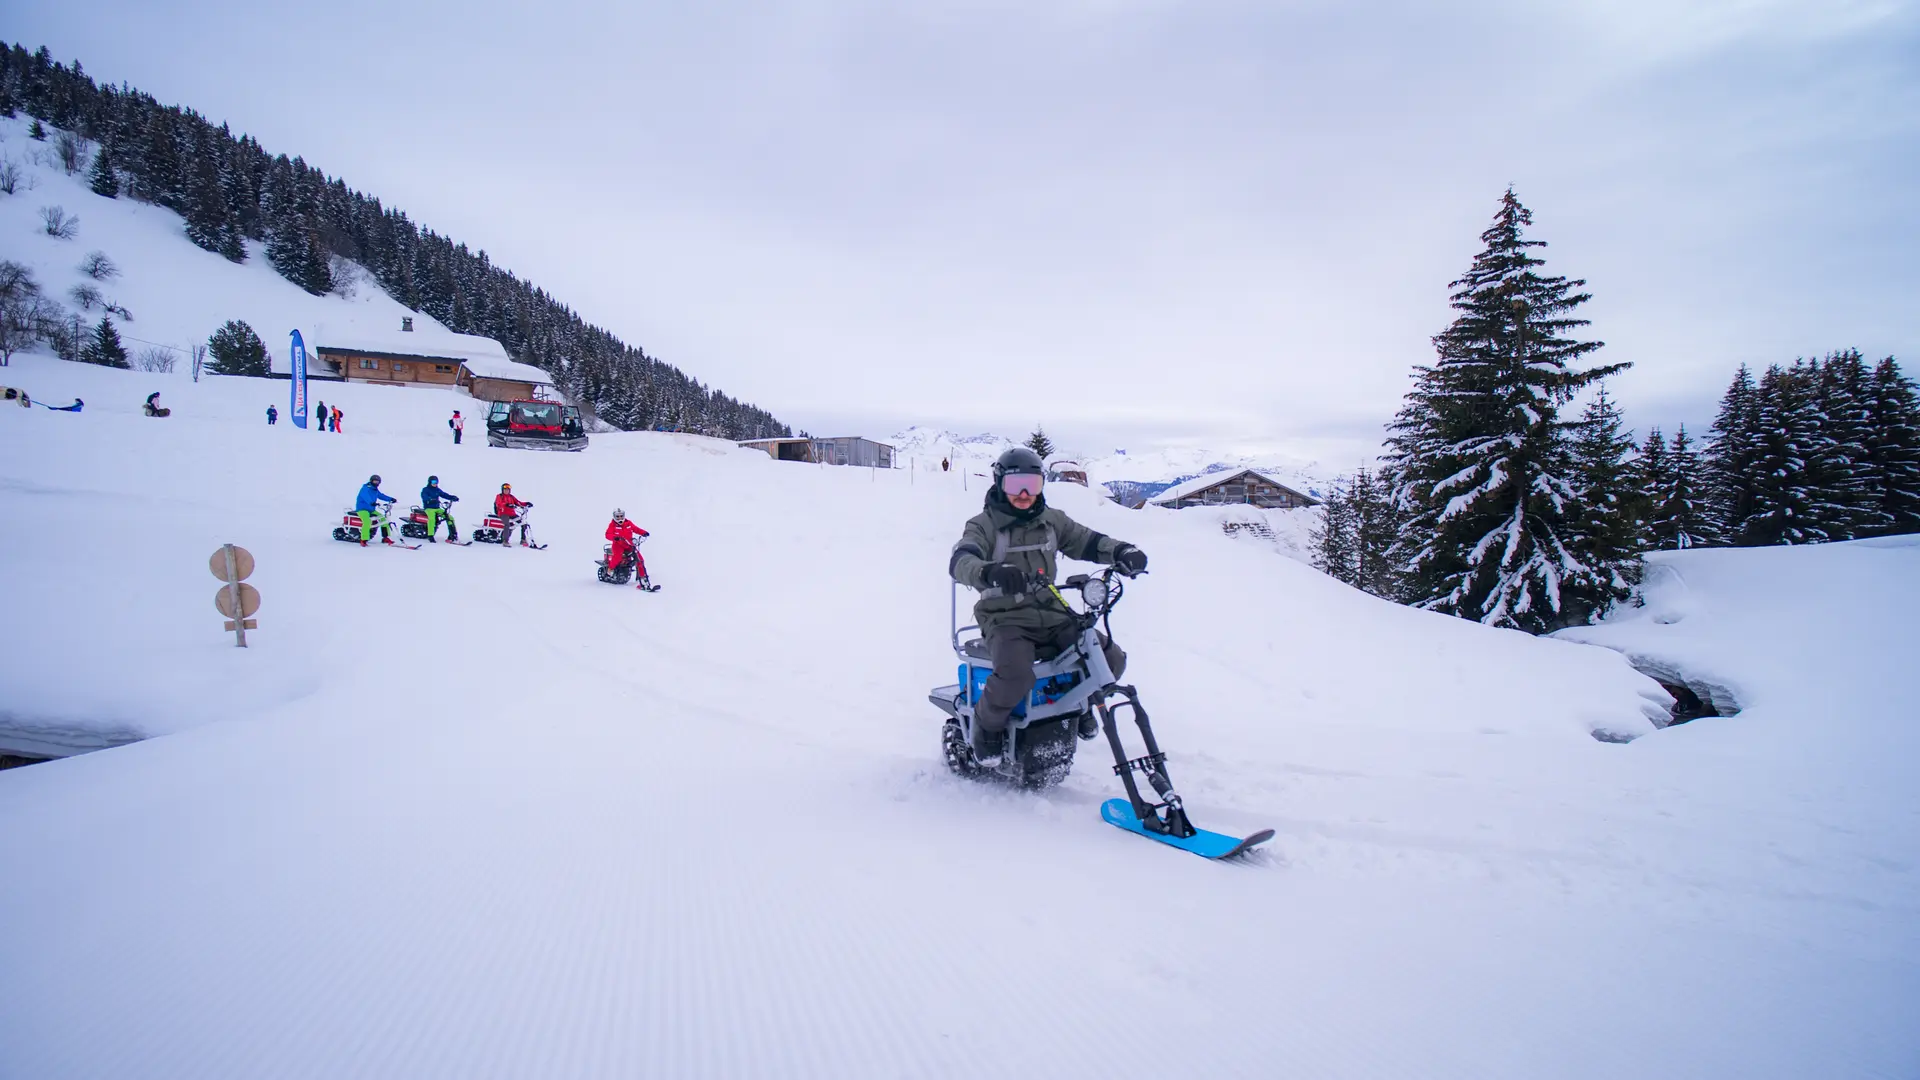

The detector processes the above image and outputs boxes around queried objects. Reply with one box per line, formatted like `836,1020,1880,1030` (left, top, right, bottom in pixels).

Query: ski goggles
1001,472,1044,498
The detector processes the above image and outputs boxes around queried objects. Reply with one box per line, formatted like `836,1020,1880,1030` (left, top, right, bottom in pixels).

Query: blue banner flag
290,329,309,429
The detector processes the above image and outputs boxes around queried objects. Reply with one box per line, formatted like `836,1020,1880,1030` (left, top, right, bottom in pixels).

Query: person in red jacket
605,508,655,590
493,483,533,545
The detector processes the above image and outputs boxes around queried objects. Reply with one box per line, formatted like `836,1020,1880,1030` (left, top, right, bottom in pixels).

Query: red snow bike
400,505,465,543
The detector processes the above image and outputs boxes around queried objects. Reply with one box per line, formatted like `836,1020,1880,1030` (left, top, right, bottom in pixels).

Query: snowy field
2,352,1917,1078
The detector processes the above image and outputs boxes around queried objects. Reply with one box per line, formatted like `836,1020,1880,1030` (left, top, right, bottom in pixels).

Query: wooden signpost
210,543,259,647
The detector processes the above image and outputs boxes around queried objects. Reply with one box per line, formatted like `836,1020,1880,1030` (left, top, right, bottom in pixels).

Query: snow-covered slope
3,355,1915,1077
0,115,509,375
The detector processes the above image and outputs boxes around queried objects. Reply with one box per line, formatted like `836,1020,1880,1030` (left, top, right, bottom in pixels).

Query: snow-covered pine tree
80,315,129,368
1024,427,1055,460
1351,466,1403,599
1566,387,1647,600
1814,349,1880,539
1706,364,1761,540
138,108,183,211
1385,189,1627,632
205,319,268,376
185,150,244,263
87,146,117,197
1636,425,1671,544
1311,476,1359,585
1863,357,1920,536
1741,363,1827,545
1657,426,1719,548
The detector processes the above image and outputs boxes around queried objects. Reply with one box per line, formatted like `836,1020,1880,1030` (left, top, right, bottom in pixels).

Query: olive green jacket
949,492,1123,634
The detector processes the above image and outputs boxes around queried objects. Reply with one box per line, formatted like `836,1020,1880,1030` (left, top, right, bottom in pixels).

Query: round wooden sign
209,545,256,582
214,583,262,619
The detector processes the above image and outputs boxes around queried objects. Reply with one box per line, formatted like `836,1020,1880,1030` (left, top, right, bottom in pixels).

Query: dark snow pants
975,620,1125,734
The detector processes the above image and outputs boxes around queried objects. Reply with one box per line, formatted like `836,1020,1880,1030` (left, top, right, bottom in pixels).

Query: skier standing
948,447,1147,765
355,474,397,546
605,508,655,590
420,475,460,542
331,405,344,434
493,483,533,546
450,410,464,445
315,400,327,431
267,405,277,425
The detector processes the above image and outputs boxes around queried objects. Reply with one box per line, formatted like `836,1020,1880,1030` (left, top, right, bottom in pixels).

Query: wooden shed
739,436,896,467
1148,468,1319,510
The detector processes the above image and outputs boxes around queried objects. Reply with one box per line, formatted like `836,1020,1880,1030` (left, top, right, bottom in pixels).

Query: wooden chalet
301,318,553,402
1148,468,1319,510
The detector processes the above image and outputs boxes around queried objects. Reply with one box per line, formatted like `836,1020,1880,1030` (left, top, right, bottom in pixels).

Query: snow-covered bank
2,356,1916,1078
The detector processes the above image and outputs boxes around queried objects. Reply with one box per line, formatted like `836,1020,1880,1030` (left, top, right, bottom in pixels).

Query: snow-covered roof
455,355,553,386
310,324,511,365
1148,468,1310,506
299,322,551,385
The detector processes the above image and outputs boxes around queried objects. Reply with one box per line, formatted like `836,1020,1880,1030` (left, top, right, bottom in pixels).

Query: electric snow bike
400,505,462,542
332,505,397,544
931,566,1274,859
474,506,541,547
597,536,657,589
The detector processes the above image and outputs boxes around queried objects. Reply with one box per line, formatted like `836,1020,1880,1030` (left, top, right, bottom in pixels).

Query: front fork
1097,686,1194,839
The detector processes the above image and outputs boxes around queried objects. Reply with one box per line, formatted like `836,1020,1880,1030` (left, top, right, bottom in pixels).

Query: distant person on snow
331,405,343,433
948,446,1148,765
449,410,463,445
420,475,459,543
942,457,950,472
493,483,532,546
315,400,328,431
142,392,170,418
355,474,397,546
606,508,654,590
266,405,277,425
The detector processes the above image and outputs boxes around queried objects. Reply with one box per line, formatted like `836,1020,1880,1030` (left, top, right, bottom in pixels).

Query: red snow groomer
484,399,588,452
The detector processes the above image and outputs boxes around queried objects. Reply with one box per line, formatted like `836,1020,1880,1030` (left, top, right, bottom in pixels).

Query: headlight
1080,578,1109,607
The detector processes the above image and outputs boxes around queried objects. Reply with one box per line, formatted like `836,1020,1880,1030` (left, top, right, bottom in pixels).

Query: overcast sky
14,0,1918,466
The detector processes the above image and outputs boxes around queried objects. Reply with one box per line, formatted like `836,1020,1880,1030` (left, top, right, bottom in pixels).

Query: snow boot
359,539,368,548
970,722,1004,767
1077,712,1100,740
382,537,396,546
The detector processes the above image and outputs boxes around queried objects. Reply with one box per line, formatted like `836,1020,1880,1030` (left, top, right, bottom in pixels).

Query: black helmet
428,475,438,485
369,474,381,484
992,446,1045,484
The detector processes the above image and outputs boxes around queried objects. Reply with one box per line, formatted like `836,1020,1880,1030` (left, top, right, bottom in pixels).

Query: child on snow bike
355,475,398,546
492,484,533,546
602,509,655,590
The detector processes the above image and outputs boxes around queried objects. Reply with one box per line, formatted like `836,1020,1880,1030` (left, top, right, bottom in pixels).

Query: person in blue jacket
355,474,397,546
420,475,460,543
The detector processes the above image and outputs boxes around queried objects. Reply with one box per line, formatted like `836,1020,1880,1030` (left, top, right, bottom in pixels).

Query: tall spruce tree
1662,425,1719,548
184,151,244,262
87,145,117,197
1814,349,1880,538
1706,364,1761,538
1635,426,1671,542
1024,427,1055,460
1863,357,1920,536
1350,466,1402,598
80,314,128,368
1385,189,1627,632
1741,363,1827,545
1311,475,1360,585
1566,386,1646,600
